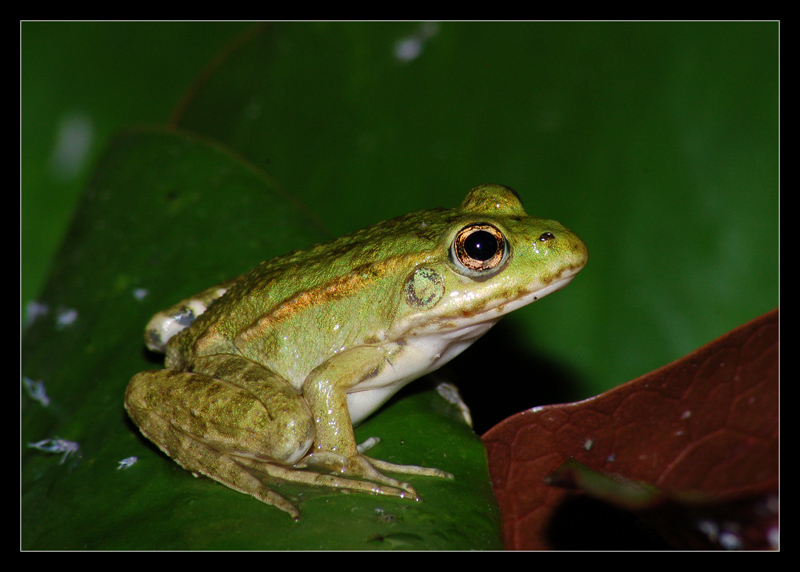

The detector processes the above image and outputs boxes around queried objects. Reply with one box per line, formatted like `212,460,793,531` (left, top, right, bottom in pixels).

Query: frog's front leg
297,345,453,492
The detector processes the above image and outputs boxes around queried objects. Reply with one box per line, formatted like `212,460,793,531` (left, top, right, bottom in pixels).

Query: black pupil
464,230,499,261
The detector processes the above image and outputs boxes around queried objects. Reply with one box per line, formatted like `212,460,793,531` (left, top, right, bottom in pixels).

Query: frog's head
396,184,588,338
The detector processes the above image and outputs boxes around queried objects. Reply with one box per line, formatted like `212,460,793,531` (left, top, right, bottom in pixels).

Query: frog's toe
368,457,455,480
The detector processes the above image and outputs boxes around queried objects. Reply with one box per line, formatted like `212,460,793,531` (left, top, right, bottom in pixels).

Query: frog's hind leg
125,362,315,518
125,389,300,517
125,355,427,517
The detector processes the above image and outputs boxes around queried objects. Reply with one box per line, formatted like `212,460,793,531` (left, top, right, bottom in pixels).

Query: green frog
125,184,588,518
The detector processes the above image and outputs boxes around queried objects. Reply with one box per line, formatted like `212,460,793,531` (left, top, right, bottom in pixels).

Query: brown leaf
483,309,778,550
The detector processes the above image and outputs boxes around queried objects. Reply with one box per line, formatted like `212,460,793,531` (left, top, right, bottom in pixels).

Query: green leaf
21,128,502,550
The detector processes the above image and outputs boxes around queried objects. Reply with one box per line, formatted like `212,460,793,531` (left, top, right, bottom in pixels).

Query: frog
125,183,588,518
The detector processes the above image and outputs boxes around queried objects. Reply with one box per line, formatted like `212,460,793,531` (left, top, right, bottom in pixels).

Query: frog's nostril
538,232,555,242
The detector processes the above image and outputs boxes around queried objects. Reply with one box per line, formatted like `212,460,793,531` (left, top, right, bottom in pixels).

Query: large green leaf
21,128,502,549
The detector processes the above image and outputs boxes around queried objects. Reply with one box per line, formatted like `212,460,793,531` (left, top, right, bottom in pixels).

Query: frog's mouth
472,263,584,319
492,270,580,318
398,271,578,358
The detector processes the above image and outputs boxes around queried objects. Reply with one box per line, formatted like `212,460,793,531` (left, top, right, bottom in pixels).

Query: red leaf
483,309,778,550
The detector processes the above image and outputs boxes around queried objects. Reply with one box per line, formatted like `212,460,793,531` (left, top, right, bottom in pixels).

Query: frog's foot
239,454,418,504
354,436,454,479
368,456,455,480
291,450,453,500
294,452,420,498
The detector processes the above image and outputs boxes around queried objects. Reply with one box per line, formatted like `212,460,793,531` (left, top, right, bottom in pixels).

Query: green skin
125,184,588,518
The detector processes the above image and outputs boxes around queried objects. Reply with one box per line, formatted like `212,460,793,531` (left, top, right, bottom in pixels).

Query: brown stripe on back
234,252,429,348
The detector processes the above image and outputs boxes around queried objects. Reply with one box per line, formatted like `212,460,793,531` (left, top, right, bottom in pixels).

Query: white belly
345,319,498,425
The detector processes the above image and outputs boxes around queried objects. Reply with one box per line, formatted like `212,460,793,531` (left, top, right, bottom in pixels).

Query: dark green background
21,22,778,549
22,22,779,401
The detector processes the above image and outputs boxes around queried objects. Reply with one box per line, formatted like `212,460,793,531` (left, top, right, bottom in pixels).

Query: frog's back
165,208,455,373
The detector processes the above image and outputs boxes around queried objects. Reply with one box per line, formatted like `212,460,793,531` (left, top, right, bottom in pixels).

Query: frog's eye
451,223,508,278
